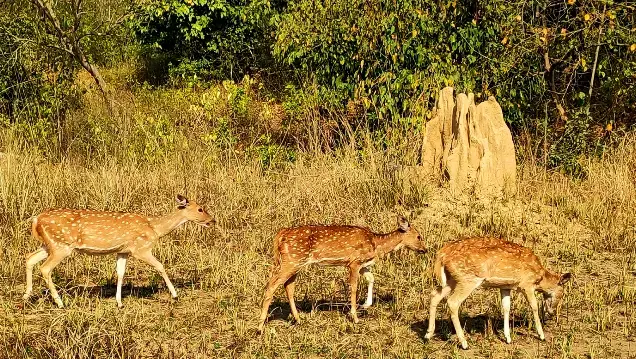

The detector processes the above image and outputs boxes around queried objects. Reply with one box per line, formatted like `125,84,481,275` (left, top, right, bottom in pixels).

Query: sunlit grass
0,79,634,358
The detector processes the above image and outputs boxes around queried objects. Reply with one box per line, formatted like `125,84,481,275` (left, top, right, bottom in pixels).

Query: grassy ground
0,79,635,358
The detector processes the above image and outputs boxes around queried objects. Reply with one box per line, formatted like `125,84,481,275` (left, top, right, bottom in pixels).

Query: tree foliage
273,0,635,171
134,0,285,82
0,0,77,126
2,0,635,171
0,0,135,153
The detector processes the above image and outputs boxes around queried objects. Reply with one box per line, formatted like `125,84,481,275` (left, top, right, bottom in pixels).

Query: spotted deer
258,216,426,333
424,237,572,349
23,195,214,308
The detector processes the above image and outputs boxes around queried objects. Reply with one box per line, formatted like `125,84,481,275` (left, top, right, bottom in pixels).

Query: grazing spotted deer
257,216,426,333
23,195,214,308
424,237,572,349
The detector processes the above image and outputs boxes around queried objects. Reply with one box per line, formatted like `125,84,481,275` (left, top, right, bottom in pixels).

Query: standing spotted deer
258,216,426,333
23,195,214,308
424,237,572,349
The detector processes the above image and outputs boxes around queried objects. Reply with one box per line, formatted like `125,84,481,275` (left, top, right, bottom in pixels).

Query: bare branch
30,0,112,111
589,3,607,100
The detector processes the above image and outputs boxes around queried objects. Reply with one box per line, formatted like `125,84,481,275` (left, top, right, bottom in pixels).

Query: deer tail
31,216,39,239
432,254,447,287
271,230,285,270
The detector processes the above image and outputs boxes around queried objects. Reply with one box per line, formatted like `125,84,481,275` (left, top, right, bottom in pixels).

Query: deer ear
176,195,189,207
397,216,410,232
559,272,572,285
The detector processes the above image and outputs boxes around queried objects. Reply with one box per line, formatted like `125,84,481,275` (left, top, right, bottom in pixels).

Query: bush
0,0,137,155
273,0,636,171
134,0,286,84
0,3,77,122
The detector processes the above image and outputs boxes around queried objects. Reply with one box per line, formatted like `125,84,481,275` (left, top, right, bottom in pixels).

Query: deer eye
198,208,203,212
417,235,421,240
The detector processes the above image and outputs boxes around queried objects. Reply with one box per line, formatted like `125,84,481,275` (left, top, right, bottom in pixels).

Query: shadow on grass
410,313,533,345
23,275,200,305
266,293,396,323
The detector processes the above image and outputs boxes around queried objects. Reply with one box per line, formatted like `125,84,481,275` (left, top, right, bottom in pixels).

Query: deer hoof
53,296,64,308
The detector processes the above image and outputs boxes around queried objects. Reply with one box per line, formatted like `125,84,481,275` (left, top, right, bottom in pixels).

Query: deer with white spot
258,216,426,332
424,237,572,349
23,195,214,308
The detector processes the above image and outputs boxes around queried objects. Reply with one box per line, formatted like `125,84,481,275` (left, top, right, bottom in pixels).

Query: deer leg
360,267,374,309
446,280,482,350
258,268,296,333
133,251,177,299
39,247,72,308
284,273,300,324
23,247,48,300
424,285,452,340
523,288,545,341
500,288,512,344
348,264,362,323
115,253,128,308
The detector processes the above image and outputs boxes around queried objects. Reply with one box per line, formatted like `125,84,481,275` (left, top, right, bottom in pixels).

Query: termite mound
418,86,517,198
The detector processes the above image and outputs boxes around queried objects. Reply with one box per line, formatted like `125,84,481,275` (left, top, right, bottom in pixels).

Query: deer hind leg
39,246,72,308
424,284,452,340
284,273,300,324
258,267,297,333
500,289,512,344
132,250,177,299
348,264,362,323
115,253,128,308
360,267,374,309
523,287,545,341
446,279,483,350
23,247,49,300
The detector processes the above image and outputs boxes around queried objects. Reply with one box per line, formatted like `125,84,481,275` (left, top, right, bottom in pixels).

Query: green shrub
134,0,286,84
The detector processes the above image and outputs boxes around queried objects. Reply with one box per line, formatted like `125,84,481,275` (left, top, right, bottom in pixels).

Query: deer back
435,237,546,287
35,209,155,251
274,225,377,267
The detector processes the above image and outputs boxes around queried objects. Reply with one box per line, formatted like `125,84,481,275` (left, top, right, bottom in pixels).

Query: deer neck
149,209,188,237
372,230,404,256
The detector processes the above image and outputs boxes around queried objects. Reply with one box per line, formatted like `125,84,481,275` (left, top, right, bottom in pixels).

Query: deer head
175,194,215,227
540,271,572,316
396,216,426,252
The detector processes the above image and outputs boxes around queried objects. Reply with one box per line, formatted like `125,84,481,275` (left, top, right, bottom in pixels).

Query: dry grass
0,82,635,358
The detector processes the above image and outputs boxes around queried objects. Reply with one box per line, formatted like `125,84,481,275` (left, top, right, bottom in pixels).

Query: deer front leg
523,287,545,341
500,289,512,344
348,264,362,323
360,267,374,309
133,251,177,300
115,253,128,308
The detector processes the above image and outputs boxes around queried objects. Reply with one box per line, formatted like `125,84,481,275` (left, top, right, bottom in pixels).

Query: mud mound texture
420,87,516,197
